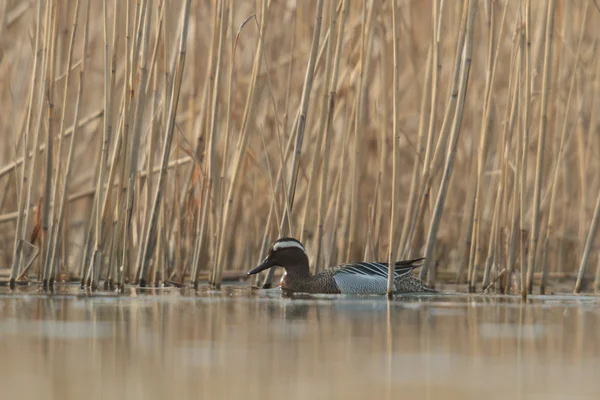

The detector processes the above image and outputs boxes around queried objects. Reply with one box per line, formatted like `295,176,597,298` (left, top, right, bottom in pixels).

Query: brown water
0,285,599,400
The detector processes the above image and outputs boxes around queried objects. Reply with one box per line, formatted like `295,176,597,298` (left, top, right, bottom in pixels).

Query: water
0,285,599,399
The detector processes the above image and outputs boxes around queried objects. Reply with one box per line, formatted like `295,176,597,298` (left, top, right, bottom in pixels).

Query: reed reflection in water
0,287,599,400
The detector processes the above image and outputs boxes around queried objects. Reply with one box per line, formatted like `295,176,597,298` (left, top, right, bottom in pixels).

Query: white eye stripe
273,240,305,252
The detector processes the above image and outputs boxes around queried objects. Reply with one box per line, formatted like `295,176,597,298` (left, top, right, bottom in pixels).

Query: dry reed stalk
327,104,353,268
408,1,469,261
499,39,520,293
518,0,531,299
136,0,192,286
540,4,588,294
212,0,270,288
191,0,228,287
314,0,348,272
398,46,431,261
372,23,388,260
137,20,163,285
468,0,508,290
282,0,324,234
399,0,441,257
299,0,338,244
85,0,119,289
455,143,476,285
41,0,83,284
483,18,516,293
186,1,221,284
257,122,297,288
526,0,556,295
347,0,375,262
577,187,600,293
215,0,239,264
82,94,125,285
118,0,145,287
10,1,46,286
47,0,91,284
127,0,153,283
421,0,477,280
41,0,60,277
387,0,401,297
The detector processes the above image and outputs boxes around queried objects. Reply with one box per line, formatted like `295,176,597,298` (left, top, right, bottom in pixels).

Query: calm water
0,285,599,400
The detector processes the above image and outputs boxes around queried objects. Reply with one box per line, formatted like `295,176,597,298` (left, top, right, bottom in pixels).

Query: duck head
247,237,310,278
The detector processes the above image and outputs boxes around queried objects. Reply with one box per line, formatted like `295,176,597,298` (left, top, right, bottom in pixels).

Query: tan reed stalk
482,178,502,292
468,1,508,290
136,0,192,286
258,123,298,288
526,0,556,295
540,4,588,294
386,0,401,297
41,0,60,276
595,245,600,292
576,186,600,293
400,0,441,256
455,144,475,285
212,0,270,288
83,94,124,285
584,53,600,174
327,104,353,268
485,31,518,294
421,0,477,280
409,1,469,260
210,0,234,273
118,0,147,286
47,0,91,284
136,20,163,284
10,1,45,286
519,0,531,299
81,192,99,285
187,1,220,279
398,46,431,261
465,0,495,289
216,0,239,258
573,53,598,269
281,0,324,238
126,0,154,282
314,0,348,271
347,0,375,262
86,0,118,289
498,42,520,293
372,24,388,260
299,0,338,244
191,0,228,287
42,0,83,284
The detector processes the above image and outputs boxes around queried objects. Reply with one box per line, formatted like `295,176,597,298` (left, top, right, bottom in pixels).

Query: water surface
0,285,599,399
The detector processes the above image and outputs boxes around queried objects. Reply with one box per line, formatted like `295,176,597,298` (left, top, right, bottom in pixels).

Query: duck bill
248,257,276,275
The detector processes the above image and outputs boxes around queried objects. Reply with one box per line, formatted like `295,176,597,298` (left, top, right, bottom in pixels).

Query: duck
247,237,435,295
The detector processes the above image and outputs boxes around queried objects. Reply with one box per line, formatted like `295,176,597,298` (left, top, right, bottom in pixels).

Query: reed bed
0,0,599,296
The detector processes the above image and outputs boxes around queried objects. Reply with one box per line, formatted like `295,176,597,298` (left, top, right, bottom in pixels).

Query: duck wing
333,258,425,280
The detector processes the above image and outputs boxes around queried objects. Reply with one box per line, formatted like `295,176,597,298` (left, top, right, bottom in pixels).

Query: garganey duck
248,237,435,295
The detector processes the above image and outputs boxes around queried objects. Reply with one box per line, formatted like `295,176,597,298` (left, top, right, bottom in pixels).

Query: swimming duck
247,237,435,294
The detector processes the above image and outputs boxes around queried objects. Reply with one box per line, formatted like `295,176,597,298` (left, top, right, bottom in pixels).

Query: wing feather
334,258,424,279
